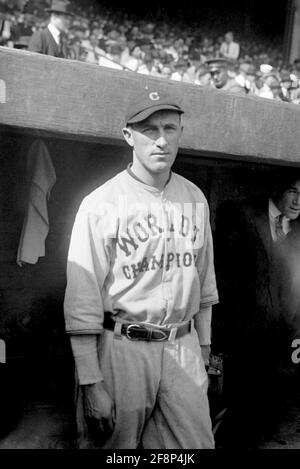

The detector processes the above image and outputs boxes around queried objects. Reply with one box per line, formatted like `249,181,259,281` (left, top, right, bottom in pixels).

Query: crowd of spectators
1,0,300,104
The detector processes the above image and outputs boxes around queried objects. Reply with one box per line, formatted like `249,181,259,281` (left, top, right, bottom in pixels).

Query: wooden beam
289,0,300,63
1,47,300,164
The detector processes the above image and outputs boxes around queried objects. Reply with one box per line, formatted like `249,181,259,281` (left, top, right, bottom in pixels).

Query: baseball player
64,85,219,449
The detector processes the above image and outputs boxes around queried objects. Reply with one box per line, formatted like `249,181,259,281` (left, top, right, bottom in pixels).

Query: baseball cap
125,87,184,125
205,58,230,72
260,63,273,74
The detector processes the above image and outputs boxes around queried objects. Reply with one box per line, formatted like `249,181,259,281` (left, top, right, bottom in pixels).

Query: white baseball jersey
64,167,218,335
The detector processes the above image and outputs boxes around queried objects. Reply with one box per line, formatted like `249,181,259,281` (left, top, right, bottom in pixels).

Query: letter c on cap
149,92,160,101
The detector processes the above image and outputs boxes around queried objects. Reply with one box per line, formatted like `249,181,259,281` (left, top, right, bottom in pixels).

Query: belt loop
168,327,177,344
114,322,123,340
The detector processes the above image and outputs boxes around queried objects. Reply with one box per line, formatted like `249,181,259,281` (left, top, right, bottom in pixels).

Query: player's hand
83,380,116,444
201,344,211,368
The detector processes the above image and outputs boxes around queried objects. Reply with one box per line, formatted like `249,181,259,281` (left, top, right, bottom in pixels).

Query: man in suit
214,170,300,447
0,3,12,46
219,32,240,61
28,0,73,58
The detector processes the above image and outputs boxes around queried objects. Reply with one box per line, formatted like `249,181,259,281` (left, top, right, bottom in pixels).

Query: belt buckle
126,324,147,341
125,324,168,341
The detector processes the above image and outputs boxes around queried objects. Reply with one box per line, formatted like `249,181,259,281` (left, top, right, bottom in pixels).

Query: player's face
123,111,183,176
276,180,300,220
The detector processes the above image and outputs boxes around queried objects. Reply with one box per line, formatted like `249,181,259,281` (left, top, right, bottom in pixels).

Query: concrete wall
1,47,300,164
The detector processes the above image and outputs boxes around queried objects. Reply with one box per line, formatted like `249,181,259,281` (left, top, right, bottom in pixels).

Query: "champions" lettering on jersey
122,251,198,279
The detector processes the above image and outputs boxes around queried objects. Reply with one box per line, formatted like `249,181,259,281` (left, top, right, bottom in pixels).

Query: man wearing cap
171,58,192,83
280,70,293,102
206,58,246,94
137,52,160,77
28,0,72,58
64,86,218,449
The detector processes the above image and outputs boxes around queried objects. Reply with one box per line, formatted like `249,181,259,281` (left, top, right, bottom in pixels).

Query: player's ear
178,115,183,138
122,126,134,147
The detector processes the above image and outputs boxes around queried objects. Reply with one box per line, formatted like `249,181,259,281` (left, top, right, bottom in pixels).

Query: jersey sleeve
194,305,212,345
64,201,113,335
196,201,219,309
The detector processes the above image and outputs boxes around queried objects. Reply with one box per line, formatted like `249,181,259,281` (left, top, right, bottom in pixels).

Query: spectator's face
198,72,211,86
271,85,281,98
175,66,186,76
108,30,119,41
145,59,154,70
16,0,28,10
75,29,85,39
79,49,88,62
192,59,201,68
276,181,300,219
225,33,233,43
277,59,283,68
266,77,280,96
255,75,264,89
89,34,98,47
52,13,70,33
295,61,300,72
210,68,228,88
132,46,142,59
123,111,183,176
161,66,172,79
282,80,292,90
246,73,256,84
174,39,184,49
91,28,99,37
141,44,151,54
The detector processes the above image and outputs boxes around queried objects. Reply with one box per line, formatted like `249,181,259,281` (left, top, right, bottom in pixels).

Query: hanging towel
17,139,56,266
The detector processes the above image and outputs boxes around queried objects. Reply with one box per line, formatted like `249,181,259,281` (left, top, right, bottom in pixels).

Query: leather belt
103,315,191,343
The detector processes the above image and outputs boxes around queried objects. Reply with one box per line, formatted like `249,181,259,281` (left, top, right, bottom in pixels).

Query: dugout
0,47,300,448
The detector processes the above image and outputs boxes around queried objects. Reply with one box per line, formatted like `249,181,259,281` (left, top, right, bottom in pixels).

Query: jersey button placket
161,192,173,320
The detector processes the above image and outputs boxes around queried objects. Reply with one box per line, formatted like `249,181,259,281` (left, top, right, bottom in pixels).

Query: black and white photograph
0,0,300,453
